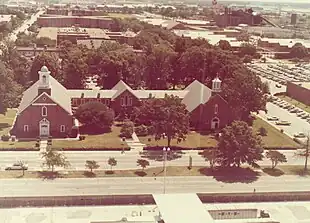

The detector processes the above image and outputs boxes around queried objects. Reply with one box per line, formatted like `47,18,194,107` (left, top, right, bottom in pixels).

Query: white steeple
212,77,222,93
38,66,51,88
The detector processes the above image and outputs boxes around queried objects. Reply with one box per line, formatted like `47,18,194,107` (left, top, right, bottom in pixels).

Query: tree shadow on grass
83,171,96,178
79,125,112,135
105,170,114,175
38,171,62,180
290,168,310,177
0,123,10,131
139,150,184,162
199,166,260,184
262,168,284,177
134,170,147,177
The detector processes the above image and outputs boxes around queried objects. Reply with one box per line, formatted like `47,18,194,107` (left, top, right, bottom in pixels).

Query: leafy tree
0,62,22,114
239,43,257,57
29,52,61,83
295,135,310,171
137,159,150,170
85,160,100,173
222,68,266,120
74,102,115,132
265,150,287,169
200,149,218,169
216,121,264,167
41,147,70,172
133,95,190,147
218,40,231,51
120,120,134,138
145,44,175,89
108,157,117,171
243,55,253,63
17,160,27,176
62,46,89,89
290,43,309,59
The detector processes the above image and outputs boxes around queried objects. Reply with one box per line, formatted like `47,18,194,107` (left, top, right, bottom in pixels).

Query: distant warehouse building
37,15,113,29
287,82,310,105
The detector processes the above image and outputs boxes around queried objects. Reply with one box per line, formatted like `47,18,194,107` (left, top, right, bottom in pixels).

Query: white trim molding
32,103,57,106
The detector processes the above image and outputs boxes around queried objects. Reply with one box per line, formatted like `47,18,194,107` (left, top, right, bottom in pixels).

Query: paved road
0,175,310,197
6,9,45,42
0,149,307,171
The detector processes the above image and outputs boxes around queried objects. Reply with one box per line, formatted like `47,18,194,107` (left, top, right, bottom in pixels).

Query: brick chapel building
10,66,233,139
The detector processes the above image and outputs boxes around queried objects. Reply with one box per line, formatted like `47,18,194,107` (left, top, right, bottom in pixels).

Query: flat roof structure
291,81,310,90
153,193,214,223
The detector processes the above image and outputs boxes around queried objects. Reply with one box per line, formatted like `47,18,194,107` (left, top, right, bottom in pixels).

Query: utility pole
304,134,309,171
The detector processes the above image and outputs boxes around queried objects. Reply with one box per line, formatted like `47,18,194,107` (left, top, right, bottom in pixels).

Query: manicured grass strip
278,95,310,114
139,132,218,149
52,126,128,149
1,165,309,179
253,117,299,148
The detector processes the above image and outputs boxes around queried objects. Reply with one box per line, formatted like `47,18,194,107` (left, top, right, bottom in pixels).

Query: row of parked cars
247,63,310,86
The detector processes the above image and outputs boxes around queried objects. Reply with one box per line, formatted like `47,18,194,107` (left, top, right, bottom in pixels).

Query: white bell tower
38,66,52,96
212,77,222,94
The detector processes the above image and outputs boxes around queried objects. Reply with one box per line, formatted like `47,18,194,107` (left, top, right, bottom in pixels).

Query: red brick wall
111,90,141,115
287,82,310,105
12,104,74,139
190,94,232,130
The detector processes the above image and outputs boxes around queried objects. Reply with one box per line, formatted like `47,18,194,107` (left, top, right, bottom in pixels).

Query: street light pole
163,147,170,194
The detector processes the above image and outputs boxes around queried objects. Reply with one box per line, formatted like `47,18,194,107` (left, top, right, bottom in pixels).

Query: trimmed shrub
35,142,40,148
1,135,10,141
79,135,86,141
135,125,148,136
259,127,268,136
120,120,134,138
11,136,16,142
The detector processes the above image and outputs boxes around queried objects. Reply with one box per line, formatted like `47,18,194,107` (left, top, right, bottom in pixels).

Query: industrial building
287,81,310,105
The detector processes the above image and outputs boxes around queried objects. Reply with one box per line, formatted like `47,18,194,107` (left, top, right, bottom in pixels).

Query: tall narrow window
128,97,133,106
60,125,66,132
120,97,125,106
214,104,218,114
24,125,29,132
42,106,47,116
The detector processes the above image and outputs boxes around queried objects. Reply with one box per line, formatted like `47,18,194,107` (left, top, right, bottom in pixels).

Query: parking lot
248,63,310,85
248,62,310,142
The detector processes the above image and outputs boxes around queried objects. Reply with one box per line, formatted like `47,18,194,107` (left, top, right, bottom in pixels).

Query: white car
5,163,28,171
294,133,306,138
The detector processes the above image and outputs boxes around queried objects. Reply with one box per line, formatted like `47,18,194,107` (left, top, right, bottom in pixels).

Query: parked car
267,116,279,121
5,163,28,171
289,108,299,113
276,84,282,88
294,132,306,138
276,120,291,126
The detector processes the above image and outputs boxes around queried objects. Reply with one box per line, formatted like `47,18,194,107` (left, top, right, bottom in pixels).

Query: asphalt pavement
0,175,309,197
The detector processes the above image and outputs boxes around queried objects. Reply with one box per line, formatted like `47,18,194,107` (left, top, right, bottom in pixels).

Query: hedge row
61,147,131,151
143,146,297,151
2,192,310,208
0,148,40,151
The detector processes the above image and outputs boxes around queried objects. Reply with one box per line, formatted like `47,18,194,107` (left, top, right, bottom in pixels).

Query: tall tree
216,121,264,168
0,62,22,114
218,40,231,51
295,134,310,171
145,44,175,89
29,52,61,83
290,43,309,59
133,95,190,147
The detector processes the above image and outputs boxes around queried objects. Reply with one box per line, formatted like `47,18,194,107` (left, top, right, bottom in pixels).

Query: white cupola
212,77,222,94
38,66,52,96
38,66,51,88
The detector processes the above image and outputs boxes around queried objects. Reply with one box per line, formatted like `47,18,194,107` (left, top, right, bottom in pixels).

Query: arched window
214,104,218,114
42,106,47,117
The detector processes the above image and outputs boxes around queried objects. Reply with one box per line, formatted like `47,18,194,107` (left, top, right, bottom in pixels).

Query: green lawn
277,95,310,114
0,109,16,135
253,117,299,148
139,132,218,148
52,126,128,149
